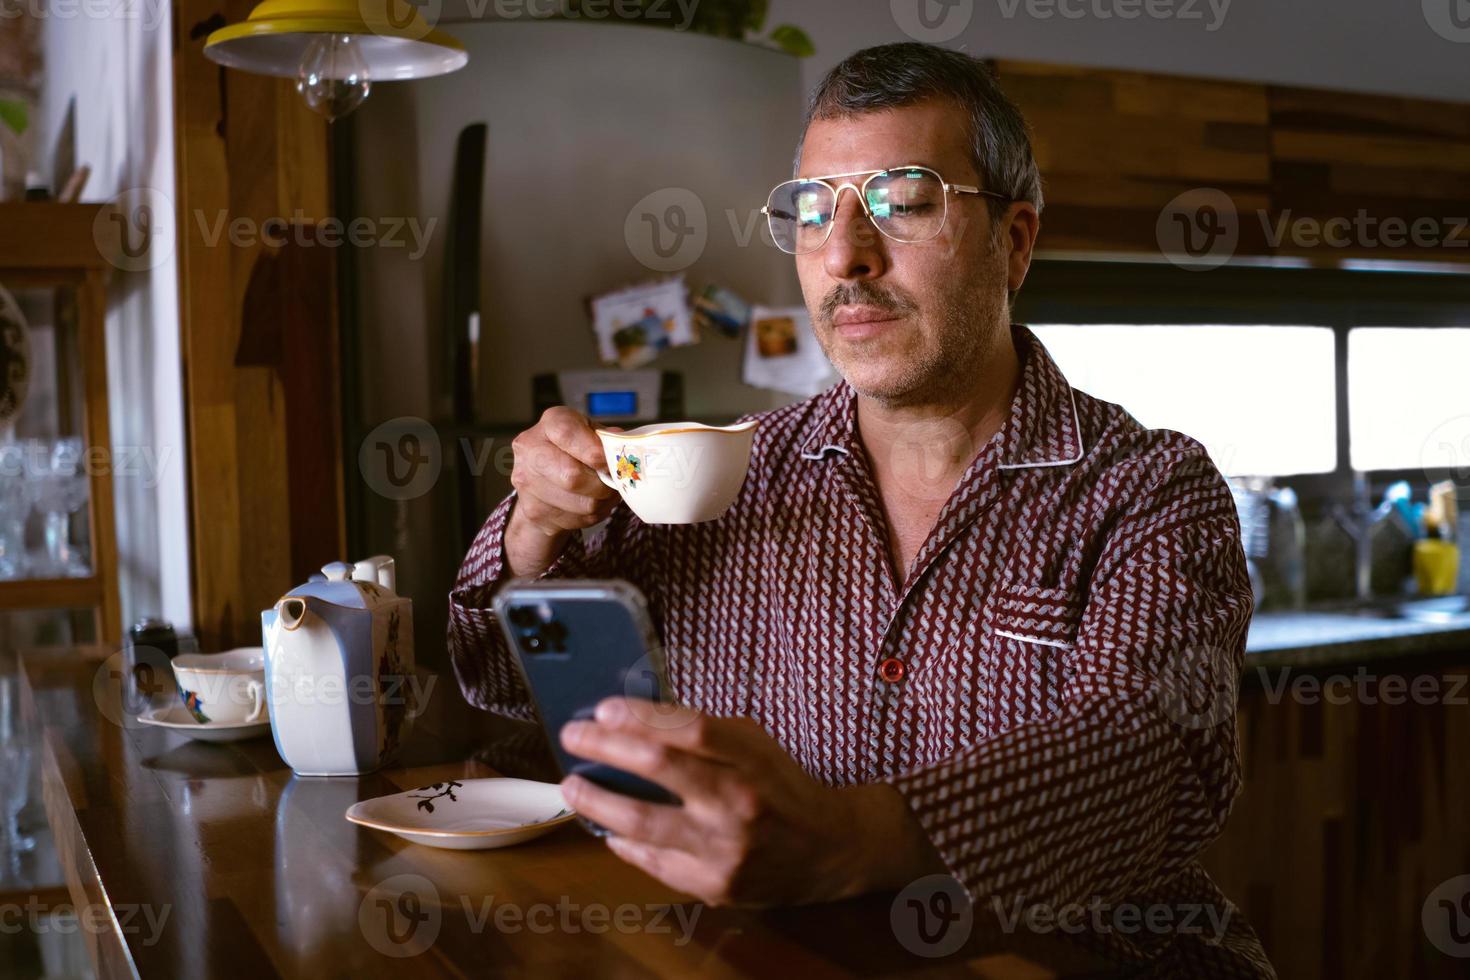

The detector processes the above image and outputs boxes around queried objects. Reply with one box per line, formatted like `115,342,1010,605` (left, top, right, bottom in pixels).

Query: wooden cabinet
0,203,122,643
1201,653,1470,979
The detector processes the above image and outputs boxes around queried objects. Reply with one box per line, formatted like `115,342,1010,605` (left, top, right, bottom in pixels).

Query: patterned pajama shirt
448,324,1274,976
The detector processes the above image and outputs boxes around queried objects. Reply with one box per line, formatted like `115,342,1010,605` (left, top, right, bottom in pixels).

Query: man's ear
1003,202,1040,295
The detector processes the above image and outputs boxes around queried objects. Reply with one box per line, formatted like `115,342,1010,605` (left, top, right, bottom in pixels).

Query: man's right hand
503,407,621,578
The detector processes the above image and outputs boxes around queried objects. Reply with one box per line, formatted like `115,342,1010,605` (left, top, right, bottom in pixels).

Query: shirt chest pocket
979,584,1088,733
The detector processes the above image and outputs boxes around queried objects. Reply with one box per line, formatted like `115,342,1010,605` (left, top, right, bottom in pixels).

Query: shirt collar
996,324,1085,470
797,381,859,460
797,323,1085,469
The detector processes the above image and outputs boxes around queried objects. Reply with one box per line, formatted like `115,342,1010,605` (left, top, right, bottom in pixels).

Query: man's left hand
558,697,944,907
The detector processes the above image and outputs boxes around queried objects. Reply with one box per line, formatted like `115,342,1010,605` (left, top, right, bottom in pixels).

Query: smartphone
493,579,681,835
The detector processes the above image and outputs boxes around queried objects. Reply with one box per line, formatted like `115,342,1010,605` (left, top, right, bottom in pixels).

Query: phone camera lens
509,606,537,628
542,622,568,651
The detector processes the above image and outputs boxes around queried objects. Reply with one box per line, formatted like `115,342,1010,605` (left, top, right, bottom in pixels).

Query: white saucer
137,704,273,743
345,777,575,850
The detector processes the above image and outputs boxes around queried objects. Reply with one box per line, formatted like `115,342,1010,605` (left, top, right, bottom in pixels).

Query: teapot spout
277,596,312,631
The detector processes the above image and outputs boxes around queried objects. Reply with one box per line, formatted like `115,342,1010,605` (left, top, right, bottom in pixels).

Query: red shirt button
879,657,906,683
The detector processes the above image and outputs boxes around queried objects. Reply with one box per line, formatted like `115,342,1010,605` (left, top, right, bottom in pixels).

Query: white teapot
261,556,415,776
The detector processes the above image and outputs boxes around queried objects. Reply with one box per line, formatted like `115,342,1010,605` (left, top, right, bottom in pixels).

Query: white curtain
38,1,192,635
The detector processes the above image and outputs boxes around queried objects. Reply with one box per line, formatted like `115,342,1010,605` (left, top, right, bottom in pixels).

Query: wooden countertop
20,648,1112,979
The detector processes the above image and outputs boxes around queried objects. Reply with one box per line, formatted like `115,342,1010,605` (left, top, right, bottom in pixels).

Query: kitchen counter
1245,596,1470,669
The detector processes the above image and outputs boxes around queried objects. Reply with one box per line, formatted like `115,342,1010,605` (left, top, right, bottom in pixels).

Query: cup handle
593,428,623,492
246,679,266,723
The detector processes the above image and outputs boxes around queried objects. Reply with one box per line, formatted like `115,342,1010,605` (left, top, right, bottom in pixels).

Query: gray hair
794,43,1044,228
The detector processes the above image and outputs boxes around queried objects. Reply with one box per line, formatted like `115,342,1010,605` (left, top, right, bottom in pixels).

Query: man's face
794,99,1024,407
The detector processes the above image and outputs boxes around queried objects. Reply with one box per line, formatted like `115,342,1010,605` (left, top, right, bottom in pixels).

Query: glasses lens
864,168,947,243
767,180,836,254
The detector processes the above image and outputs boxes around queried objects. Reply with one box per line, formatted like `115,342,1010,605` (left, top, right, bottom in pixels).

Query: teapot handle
352,555,396,593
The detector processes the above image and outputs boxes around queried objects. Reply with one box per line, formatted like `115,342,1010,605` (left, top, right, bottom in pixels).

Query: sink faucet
1327,471,1374,603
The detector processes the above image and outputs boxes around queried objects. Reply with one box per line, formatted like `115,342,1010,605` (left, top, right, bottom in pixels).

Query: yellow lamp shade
203,0,468,80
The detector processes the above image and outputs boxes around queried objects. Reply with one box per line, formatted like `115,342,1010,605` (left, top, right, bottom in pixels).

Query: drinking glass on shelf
0,738,34,878
0,445,27,579
0,673,35,878
31,437,91,578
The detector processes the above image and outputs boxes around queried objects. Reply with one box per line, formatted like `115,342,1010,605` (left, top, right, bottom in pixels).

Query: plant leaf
768,25,815,58
744,0,769,33
0,100,28,137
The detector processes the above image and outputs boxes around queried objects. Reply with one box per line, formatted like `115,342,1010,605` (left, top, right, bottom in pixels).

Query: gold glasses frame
761,164,1012,255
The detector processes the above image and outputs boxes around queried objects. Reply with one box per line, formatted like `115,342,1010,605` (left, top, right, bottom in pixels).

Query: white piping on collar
799,443,850,461
995,385,1085,471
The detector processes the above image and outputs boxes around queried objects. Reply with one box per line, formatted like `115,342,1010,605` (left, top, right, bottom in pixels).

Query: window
1348,327,1470,472
1030,324,1338,478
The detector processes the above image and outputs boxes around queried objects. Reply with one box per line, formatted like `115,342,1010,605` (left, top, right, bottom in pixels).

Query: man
450,43,1273,976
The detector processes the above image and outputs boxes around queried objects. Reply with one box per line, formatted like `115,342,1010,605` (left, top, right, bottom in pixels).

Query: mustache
818,282,919,324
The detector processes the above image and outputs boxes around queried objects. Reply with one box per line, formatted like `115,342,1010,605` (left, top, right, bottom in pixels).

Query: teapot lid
285,560,394,609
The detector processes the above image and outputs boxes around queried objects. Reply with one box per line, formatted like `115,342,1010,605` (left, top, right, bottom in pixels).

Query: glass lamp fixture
204,0,468,120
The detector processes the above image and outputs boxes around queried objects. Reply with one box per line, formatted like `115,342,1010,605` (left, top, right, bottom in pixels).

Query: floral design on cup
615,449,644,492
181,689,210,724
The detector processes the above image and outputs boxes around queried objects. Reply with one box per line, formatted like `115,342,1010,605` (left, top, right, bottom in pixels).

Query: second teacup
172,647,268,725
594,420,758,525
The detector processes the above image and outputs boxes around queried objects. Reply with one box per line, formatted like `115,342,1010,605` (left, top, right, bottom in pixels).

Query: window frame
1014,260,1470,502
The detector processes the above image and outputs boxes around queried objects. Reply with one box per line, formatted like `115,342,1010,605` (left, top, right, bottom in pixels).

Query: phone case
492,579,680,836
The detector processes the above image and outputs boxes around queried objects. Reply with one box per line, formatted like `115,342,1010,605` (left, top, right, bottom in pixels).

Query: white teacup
172,647,268,725
594,420,758,524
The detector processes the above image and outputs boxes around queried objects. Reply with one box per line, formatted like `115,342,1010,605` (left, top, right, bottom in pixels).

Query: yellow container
1413,540,1460,596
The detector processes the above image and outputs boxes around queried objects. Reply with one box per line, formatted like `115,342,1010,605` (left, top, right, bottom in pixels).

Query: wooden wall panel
993,59,1470,263
174,1,346,650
